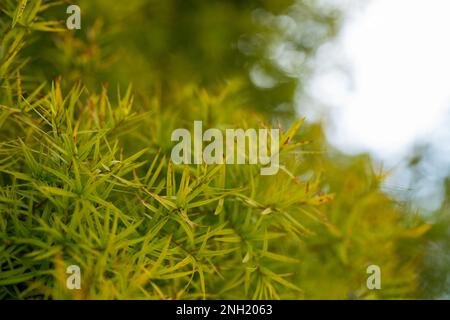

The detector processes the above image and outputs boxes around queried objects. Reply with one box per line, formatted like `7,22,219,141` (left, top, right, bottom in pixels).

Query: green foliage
419,180,450,299
0,0,437,300
294,147,430,299
0,74,328,300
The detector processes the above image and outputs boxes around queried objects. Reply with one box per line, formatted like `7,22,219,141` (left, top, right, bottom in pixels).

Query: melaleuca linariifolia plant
1,75,334,299
1,2,330,298
0,0,434,300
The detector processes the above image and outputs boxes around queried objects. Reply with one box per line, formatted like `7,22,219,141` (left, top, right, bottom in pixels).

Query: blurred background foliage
32,0,342,115
0,0,448,299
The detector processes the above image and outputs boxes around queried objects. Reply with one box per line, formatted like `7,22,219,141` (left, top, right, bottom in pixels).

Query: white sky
310,0,450,158
304,0,450,211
